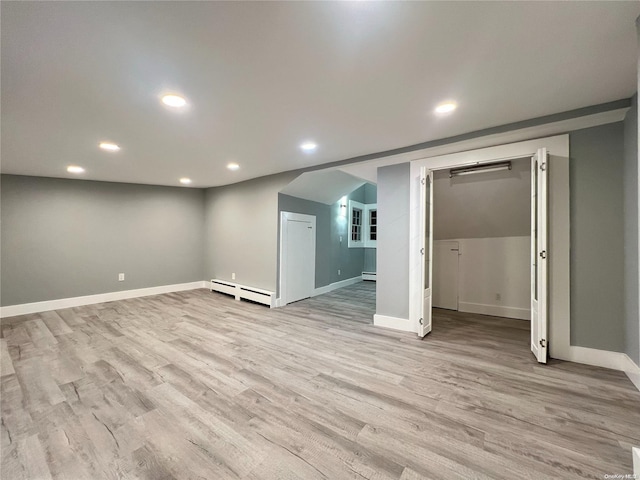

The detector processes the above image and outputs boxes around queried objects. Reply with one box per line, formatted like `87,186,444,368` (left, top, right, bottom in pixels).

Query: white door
281,212,315,305
433,241,459,310
419,168,434,337
531,148,548,363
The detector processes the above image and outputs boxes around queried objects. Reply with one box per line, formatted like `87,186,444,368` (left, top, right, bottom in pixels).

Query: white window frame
349,200,377,248
364,203,377,248
348,200,365,248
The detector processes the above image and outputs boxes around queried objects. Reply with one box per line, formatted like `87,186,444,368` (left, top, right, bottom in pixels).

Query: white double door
418,147,549,363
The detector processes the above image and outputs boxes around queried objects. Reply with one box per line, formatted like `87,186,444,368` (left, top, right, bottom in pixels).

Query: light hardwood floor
1,281,639,479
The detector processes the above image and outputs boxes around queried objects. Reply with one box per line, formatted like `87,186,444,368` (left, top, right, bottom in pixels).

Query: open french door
531,148,548,363
419,167,434,338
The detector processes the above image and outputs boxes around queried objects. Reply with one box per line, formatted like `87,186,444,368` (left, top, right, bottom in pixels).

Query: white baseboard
622,354,640,392
553,346,640,392
558,346,627,371
458,301,530,321
312,276,362,297
362,272,377,281
0,281,208,318
373,314,414,333
274,276,362,308
633,447,640,477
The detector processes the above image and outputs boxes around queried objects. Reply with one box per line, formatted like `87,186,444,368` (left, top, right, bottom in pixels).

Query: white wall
437,237,531,320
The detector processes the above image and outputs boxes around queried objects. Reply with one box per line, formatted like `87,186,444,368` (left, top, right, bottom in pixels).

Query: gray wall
1,175,205,306
433,158,530,240
570,122,625,352
376,163,410,320
278,186,366,289
624,94,639,365
203,171,297,292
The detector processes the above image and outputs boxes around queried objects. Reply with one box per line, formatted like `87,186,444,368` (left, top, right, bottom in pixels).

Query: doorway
280,212,316,305
277,172,378,315
417,148,550,363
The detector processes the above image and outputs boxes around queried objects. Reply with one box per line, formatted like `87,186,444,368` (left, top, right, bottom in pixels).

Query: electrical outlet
232,272,236,280
339,236,342,243
496,293,501,301
118,273,125,282
338,269,341,276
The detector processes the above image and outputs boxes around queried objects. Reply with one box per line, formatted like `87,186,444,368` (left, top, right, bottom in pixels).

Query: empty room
2,2,640,479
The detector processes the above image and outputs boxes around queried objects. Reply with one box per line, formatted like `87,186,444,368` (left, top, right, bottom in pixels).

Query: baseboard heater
210,279,275,308
362,272,377,281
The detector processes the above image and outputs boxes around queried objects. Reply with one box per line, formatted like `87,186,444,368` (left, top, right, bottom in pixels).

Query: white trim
312,276,362,297
622,354,640,392
335,108,628,185
373,314,414,332
556,346,629,373
0,281,208,318
362,272,377,281
633,447,640,477
364,204,378,248
348,199,365,248
348,201,377,248
279,211,317,307
458,302,530,321
409,135,570,357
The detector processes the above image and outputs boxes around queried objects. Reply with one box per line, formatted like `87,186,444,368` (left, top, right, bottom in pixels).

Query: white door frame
278,211,316,306
409,134,570,360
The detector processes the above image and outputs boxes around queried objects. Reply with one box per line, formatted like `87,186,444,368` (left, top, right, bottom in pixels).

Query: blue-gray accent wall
278,183,376,290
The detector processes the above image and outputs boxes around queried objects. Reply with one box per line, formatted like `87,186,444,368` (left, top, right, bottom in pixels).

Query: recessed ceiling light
67,165,85,174
179,177,192,185
227,163,240,171
99,142,120,152
300,142,317,152
435,102,457,114
162,94,187,108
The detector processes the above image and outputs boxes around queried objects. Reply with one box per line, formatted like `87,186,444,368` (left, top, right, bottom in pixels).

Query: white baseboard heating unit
210,279,275,308
362,272,377,281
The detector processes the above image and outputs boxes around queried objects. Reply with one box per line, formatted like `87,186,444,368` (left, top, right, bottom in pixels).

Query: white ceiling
2,1,638,188
280,170,366,205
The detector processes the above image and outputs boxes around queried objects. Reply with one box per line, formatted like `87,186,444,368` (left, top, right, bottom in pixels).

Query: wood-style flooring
1,281,639,479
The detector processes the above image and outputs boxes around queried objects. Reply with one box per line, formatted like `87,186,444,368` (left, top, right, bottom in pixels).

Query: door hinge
421,177,426,185
540,162,546,171
539,250,547,259
419,318,423,325
420,248,424,255
539,339,546,348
